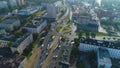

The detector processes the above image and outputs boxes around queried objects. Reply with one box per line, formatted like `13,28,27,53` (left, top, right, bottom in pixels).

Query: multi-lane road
41,7,77,68
34,6,70,68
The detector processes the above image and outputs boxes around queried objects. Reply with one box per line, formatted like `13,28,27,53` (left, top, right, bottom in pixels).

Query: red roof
73,12,78,16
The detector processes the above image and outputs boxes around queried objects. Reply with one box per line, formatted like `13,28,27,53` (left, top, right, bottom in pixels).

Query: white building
0,19,21,31
11,33,33,53
24,20,47,33
79,38,120,59
97,48,112,68
0,1,8,9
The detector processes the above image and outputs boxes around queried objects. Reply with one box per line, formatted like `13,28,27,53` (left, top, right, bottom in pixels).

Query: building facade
47,4,57,19
24,20,47,33
80,43,120,59
11,33,33,53
79,38,120,59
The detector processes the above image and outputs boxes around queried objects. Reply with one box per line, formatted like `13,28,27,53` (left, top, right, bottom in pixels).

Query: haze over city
0,0,120,68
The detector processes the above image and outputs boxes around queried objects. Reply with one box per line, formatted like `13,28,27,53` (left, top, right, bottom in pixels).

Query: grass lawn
62,27,70,32
0,16,2,19
56,26,62,32
76,31,86,36
76,30,120,37
60,21,63,24
35,11,45,16
76,29,120,37
96,32,120,37
96,32,108,36
68,21,72,25
64,30,71,34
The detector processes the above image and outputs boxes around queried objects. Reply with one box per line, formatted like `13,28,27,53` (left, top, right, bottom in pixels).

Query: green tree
33,33,38,40
14,26,19,31
74,38,79,46
87,51,96,61
91,32,96,38
77,30,84,37
76,61,85,68
0,16,2,22
0,42,2,45
85,32,90,39
70,45,79,58
14,32,23,38
7,42,13,47
61,37,66,42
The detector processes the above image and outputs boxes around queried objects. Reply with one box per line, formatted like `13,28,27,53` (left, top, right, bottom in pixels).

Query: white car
53,55,58,58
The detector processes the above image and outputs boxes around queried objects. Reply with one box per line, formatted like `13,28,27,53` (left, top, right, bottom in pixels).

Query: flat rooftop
98,48,110,59
0,19,19,24
0,35,17,42
98,48,112,66
80,37,120,50
25,19,45,28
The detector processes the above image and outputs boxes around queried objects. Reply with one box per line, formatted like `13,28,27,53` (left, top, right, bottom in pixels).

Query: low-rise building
113,17,120,22
0,54,25,68
0,36,16,48
77,17,99,32
8,0,18,8
18,7,39,16
72,12,79,20
0,29,7,35
24,19,47,33
74,7,100,32
0,1,8,9
0,47,13,58
0,19,21,31
79,37,120,59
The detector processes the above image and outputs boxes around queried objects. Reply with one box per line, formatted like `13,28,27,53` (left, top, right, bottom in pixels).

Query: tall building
47,4,56,19
17,0,25,6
